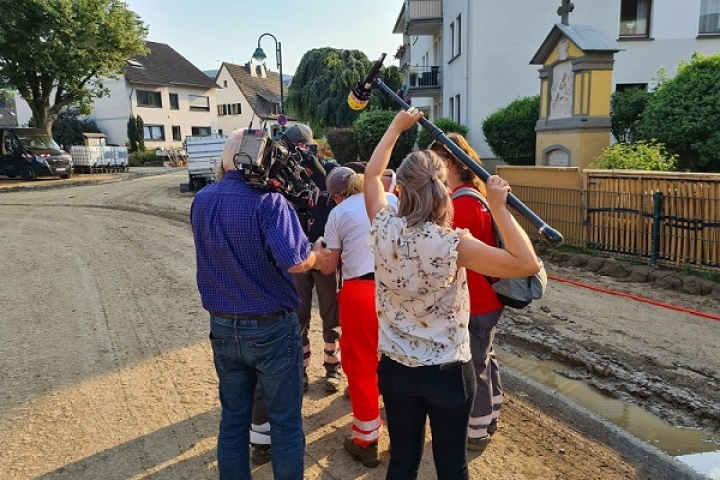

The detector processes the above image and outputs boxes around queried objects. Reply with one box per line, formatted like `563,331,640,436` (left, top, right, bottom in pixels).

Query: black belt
346,272,375,281
210,309,291,321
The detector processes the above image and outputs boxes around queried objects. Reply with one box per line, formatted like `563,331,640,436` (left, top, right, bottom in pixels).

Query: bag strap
451,186,500,285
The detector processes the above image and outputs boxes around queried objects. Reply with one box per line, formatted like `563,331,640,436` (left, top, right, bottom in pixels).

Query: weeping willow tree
286,48,402,134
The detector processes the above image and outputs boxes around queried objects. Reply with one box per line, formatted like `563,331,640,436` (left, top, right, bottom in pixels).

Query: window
172,126,181,141
615,83,648,92
619,0,651,37
136,90,162,108
143,125,165,140
189,95,210,111
699,0,720,34
454,94,460,123
223,80,228,88
191,126,211,137
449,95,460,123
450,14,461,58
217,103,242,116
169,93,179,110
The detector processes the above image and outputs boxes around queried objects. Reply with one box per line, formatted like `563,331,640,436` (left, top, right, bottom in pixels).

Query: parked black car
0,127,73,180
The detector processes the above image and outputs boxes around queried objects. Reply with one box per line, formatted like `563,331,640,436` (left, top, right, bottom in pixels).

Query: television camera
233,128,323,233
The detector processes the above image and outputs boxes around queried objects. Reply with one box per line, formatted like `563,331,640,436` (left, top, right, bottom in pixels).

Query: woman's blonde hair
346,173,365,195
395,150,453,228
429,133,486,196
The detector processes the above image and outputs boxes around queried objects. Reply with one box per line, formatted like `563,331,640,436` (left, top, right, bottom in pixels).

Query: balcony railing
394,0,442,36
407,65,441,89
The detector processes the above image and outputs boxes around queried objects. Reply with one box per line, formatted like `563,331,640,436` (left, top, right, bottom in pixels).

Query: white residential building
215,62,299,139
393,0,720,164
88,41,219,149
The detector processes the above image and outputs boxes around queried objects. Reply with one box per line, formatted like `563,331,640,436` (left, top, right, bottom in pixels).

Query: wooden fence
497,167,720,272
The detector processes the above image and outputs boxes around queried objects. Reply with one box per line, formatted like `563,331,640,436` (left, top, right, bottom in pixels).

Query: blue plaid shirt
190,170,310,315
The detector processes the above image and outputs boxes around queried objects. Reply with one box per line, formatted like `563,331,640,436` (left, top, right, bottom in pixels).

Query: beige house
87,41,219,149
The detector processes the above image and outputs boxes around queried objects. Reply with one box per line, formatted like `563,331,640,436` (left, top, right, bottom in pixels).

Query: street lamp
252,33,284,120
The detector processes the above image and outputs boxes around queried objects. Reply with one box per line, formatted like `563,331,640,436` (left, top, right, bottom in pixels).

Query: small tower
530,2,621,169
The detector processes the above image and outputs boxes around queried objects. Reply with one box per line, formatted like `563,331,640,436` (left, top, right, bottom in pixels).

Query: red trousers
339,278,382,446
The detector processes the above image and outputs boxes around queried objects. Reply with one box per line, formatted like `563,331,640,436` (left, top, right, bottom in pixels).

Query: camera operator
190,127,330,480
281,125,344,394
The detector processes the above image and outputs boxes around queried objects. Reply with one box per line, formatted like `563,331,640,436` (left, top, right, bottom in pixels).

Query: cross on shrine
557,0,574,25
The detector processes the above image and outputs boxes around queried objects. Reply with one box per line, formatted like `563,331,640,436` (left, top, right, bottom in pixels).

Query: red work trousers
339,278,382,446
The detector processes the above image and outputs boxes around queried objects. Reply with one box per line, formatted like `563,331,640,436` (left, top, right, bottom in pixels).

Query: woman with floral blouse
364,108,541,480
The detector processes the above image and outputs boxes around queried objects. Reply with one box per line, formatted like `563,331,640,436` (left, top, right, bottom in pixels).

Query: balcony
393,0,443,37
406,65,441,97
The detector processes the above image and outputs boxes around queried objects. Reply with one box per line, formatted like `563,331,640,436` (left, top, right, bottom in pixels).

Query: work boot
488,419,498,435
324,368,342,392
250,444,271,465
343,437,380,468
467,435,491,452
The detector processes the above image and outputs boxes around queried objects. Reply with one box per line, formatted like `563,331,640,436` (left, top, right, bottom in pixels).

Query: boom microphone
360,55,564,246
348,53,387,111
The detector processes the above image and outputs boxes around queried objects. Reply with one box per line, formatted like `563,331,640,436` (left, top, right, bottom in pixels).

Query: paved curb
503,366,710,480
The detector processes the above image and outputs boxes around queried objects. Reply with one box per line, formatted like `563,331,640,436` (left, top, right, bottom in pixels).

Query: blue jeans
209,312,305,480
378,355,476,480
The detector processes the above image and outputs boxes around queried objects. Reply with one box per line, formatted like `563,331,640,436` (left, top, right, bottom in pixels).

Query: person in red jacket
430,133,505,451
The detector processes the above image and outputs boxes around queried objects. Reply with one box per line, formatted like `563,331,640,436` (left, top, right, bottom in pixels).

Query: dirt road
0,169,717,479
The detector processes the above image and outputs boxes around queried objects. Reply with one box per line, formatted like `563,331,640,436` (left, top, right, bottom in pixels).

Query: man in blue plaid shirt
191,128,330,480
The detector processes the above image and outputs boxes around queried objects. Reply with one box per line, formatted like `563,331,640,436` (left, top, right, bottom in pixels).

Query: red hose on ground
548,274,720,322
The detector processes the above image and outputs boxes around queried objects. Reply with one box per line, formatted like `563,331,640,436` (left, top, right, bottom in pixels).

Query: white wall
87,78,132,145
215,67,256,136
404,0,720,160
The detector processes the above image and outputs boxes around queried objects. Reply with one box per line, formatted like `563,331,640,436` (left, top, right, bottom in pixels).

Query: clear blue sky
123,0,404,75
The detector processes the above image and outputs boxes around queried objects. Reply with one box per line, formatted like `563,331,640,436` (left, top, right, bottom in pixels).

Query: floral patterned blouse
368,205,471,367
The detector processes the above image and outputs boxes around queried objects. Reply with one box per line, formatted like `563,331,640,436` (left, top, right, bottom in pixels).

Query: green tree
52,107,101,150
353,109,417,170
135,115,145,152
416,118,469,150
127,115,138,152
286,48,401,134
610,87,652,144
0,0,148,134
482,95,540,166
636,53,720,172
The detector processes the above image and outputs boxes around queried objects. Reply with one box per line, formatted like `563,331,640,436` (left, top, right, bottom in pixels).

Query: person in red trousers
320,166,398,468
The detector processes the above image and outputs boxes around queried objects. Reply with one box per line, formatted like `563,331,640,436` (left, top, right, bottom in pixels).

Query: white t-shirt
368,204,471,367
324,192,398,279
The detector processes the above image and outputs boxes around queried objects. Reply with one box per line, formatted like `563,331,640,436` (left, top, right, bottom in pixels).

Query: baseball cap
326,166,355,204
282,124,314,147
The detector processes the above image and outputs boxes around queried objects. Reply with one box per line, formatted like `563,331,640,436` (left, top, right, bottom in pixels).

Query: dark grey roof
125,41,218,89
531,23,622,65
222,62,285,120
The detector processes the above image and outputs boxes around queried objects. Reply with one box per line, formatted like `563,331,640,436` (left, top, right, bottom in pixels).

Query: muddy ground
0,168,717,480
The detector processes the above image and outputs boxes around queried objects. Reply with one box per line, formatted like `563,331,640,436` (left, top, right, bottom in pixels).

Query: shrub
610,87,652,144
636,53,720,172
416,118,468,150
588,140,678,171
326,128,358,164
128,150,157,167
353,109,417,170
482,95,540,165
